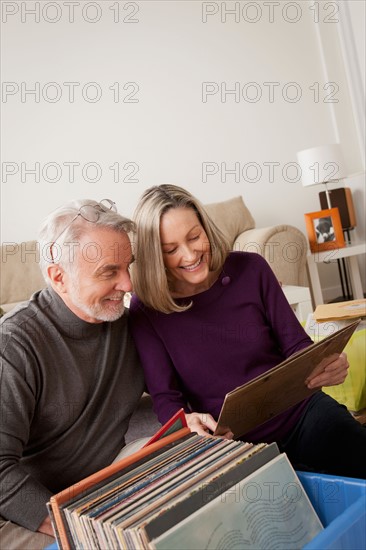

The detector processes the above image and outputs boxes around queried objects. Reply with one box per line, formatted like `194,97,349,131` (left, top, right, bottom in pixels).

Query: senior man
0,199,145,549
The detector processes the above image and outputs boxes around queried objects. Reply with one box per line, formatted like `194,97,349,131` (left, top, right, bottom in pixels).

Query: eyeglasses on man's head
50,199,117,262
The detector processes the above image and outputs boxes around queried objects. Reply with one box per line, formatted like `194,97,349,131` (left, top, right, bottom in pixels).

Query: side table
307,241,366,307
282,285,312,322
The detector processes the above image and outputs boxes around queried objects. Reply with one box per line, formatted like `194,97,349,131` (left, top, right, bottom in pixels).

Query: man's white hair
38,199,134,282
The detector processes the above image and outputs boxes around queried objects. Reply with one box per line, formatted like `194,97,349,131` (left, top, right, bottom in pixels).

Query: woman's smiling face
160,207,212,297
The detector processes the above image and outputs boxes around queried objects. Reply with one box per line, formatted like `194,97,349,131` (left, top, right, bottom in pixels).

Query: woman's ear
47,263,67,293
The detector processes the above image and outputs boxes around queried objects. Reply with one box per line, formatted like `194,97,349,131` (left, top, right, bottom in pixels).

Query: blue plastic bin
299,471,366,550
46,471,366,550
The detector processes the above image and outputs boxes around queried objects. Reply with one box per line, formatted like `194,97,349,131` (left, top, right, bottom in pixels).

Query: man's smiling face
61,227,133,323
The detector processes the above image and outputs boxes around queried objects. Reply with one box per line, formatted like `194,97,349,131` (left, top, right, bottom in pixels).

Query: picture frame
304,208,345,253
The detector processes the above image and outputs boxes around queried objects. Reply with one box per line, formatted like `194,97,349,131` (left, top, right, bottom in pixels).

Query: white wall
348,0,366,94
1,0,365,297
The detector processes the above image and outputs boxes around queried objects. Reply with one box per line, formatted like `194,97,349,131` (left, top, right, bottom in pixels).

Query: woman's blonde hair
132,184,230,313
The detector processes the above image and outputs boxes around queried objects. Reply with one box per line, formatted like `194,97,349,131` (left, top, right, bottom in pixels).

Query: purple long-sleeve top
130,252,313,443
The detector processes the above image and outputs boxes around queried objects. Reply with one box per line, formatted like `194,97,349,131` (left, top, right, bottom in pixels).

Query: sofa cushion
1,240,45,309
204,196,255,246
234,226,308,286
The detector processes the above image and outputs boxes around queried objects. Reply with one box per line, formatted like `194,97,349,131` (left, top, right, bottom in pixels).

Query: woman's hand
185,412,233,439
306,352,349,389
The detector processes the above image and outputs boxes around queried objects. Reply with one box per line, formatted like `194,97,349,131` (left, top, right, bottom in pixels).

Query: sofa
204,196,308,286
0,196,309,441
0,195,308,314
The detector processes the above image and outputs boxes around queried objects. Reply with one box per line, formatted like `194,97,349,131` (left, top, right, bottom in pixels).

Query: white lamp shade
297,144,347,187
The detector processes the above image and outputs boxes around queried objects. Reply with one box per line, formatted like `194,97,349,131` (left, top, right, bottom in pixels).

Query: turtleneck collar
38,286,109,340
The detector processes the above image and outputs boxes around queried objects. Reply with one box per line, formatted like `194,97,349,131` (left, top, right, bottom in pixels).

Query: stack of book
313,299,366,322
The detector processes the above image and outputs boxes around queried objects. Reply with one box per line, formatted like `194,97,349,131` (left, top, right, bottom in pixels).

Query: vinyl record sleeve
108,440,249,532
61,433,206,547
215,320,360,439
141,443,279,543
151,453,323,550
143,408,187,446
48,427,192,550
80,437,223,524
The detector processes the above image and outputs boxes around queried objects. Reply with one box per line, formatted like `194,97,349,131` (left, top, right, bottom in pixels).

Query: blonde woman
130,184,366,478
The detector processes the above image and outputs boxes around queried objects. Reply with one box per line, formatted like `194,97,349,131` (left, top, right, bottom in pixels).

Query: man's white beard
68,276,125,322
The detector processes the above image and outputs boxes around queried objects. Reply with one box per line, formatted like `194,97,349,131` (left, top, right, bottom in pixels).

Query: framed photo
304,208,345,253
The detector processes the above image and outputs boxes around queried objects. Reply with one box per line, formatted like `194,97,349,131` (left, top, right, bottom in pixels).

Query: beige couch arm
233,225,308,286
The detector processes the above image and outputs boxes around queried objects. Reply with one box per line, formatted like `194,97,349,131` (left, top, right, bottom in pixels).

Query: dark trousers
279,392,366,479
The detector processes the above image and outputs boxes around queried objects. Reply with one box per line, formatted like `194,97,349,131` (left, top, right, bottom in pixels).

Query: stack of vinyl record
48,427,323,550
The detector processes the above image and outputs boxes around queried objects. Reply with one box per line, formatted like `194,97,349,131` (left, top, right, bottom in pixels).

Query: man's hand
37,516,55,538
306,352,349,389
185,412,233,439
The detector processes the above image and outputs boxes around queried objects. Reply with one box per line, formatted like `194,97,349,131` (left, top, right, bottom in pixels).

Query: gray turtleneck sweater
0,287,144,531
